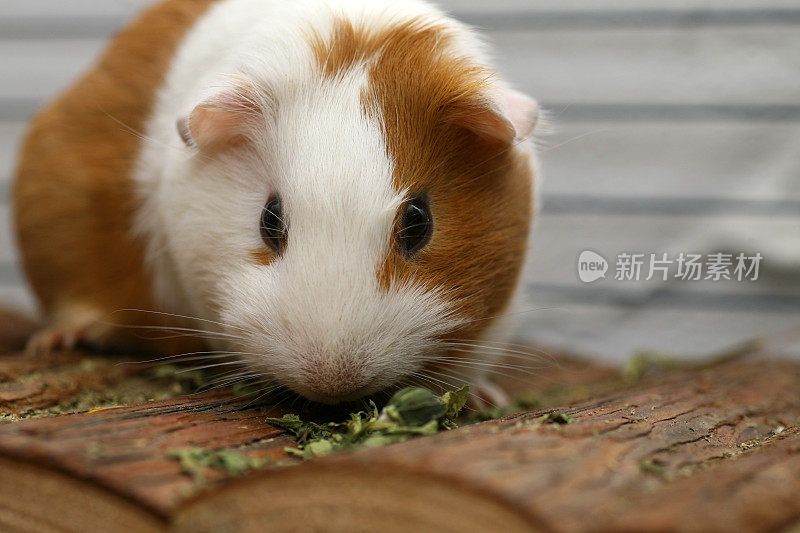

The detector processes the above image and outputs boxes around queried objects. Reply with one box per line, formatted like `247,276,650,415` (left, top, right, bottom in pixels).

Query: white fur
134,0,534,402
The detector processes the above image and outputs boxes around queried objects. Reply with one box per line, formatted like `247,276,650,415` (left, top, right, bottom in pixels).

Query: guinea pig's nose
296,357,369,404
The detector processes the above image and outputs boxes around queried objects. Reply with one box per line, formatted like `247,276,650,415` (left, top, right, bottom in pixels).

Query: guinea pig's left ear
177,86,263,152
450,89,539,145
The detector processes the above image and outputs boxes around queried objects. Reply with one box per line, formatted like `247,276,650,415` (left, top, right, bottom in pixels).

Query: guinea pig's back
12,0,217,352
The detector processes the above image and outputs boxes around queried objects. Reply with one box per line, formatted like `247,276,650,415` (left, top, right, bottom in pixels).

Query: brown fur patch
13,0,219,354
310,18,534,343
249,249,275,265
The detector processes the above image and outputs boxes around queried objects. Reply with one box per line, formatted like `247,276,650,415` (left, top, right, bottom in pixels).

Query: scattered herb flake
267,386,469,459
440,385,470,420
168,447,267,483
639,459,665,476
540,412,577,425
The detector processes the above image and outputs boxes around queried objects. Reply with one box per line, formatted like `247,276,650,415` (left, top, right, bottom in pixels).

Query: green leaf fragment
304,439,335,457
215,451,255,475
440,385,469,420
264,414,305,432
381,387,444,426
540,412,577,424
266,385,469,459
168,447,266,483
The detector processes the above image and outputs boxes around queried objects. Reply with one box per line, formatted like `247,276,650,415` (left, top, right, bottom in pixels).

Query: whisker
434,359,538,382
440,341,555,363
97,107,215,163
538,128,607,154
117,350,246,365
113,308,249,332
106,322,241,339
248,386,294,411
409,370,482,412
200,376,275,394
444,344,562,372
440,337,555,353
410,369,471,396
453,305,563,328
428,355,550,373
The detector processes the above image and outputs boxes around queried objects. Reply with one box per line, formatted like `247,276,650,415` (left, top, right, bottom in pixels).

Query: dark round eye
260,197,287,254
399,195,432,257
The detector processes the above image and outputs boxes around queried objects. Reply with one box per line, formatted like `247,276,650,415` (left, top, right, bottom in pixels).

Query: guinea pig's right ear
449,88,539,146
177,87,264,152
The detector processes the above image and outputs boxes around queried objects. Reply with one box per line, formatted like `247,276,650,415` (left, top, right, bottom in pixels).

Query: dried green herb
168,447,266,483
540,412,577,424
639,459,665,476
380,387,445,427
439,385,470,421
267,385,469,459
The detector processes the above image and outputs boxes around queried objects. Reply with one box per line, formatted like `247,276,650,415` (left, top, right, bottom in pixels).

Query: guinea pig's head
170,20,538,404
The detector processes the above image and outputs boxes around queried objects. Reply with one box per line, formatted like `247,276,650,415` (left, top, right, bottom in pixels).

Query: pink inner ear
178,88,262,151
450,90,539,145
453,102,517,145
501,89,539,140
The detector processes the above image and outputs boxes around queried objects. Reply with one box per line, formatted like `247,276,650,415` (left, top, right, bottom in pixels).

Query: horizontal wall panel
538,122,800,199
2,29,799,106
512,301,800,364
527,213,800,293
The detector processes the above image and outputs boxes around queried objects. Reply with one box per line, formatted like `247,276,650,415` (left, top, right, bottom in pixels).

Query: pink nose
295,359,368,403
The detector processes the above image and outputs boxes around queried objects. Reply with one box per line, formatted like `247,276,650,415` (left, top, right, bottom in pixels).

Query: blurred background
0,0,798,363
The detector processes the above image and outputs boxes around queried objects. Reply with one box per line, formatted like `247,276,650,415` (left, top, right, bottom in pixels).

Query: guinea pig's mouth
287,382,384,405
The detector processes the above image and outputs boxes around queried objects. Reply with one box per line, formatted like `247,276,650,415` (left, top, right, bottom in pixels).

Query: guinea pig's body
14,0,538,404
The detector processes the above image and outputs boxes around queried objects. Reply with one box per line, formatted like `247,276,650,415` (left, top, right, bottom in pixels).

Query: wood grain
1,345,798,531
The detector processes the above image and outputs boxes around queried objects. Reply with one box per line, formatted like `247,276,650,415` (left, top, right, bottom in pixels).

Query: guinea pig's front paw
25,326,87,356
470,378,511,410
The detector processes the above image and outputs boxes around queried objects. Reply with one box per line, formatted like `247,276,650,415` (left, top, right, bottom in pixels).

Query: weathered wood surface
324,358,800,532
1,390,295,516
1,342,799,531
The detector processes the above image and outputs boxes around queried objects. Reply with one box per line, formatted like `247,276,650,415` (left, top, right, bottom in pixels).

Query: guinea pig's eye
260,197,287,254
399,195,432,257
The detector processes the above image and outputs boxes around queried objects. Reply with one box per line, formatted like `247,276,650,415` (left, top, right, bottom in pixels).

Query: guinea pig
13,0,539,405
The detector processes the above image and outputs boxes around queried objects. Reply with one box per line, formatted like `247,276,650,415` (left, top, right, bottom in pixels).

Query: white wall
2,0,799,362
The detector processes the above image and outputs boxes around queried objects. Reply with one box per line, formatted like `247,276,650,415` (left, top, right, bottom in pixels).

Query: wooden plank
437,0,800,13
0,206,19,264
0,123,25,176
3,0,800,20
527,213,800,290
304,358,800,533
0,348,798,531
2,26,799,106
0,1,151,19
491,26,800,106
0,40,104,102
538,122,800,199
513,300,800,362
3,1,800,33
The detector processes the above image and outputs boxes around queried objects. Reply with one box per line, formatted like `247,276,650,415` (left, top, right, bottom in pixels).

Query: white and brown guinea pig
14,0,539,405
